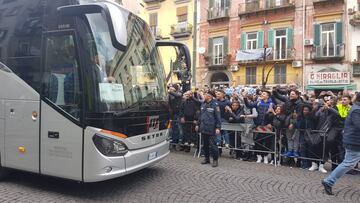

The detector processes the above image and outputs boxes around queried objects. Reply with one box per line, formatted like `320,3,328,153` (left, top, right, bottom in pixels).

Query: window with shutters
321,23,335,57
357,46,360,60
149,13,158,37
177,6,187,23
274,29,287,60
274,64,286,84
213,37,224,65
246,67,256,84
246,32,257,50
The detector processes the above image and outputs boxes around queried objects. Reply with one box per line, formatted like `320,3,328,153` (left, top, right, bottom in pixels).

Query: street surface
0,151,359,203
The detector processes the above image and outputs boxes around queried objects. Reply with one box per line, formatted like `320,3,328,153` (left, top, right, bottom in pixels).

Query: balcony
207,7,229,22
353,62,360,77
313,0,344,5
204,54,231,69
267,49,295,61
238,0,295,17
170,22,192,38
350,11,360,26
150,26,162,40
312,44,344,60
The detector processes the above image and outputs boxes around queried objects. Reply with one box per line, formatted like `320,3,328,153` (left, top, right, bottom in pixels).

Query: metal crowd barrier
194,123,279,167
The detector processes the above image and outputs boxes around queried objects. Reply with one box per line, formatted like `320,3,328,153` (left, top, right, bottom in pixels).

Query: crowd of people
168,83,360,174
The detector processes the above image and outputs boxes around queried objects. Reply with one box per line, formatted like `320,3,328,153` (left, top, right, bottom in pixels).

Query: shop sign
308,72,350,85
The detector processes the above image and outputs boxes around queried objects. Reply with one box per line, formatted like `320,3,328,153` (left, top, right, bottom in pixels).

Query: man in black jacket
180,90,202,152
322,93,360,195
168,84,183,147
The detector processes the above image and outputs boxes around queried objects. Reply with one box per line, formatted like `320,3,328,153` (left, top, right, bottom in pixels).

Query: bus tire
0,165,9,180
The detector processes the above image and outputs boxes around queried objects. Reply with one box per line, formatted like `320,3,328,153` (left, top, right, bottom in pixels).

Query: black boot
201,158,210,164
321,180,334,195
212,160,218,167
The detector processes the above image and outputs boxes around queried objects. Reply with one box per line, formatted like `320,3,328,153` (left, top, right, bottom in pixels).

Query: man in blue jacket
322,92,360,195
196,90,222,167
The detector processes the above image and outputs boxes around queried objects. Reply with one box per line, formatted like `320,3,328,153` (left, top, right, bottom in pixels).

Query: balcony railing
204,54,230,68
150,26,162,40
312,44,344,60
353,63,360,76
268,49,295,61
350,11,360,26
265,0,291,9
207,7,229,21
170,22,192,38
238,0,294,16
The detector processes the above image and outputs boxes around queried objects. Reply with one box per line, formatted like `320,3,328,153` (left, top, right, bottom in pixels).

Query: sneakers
212,160,218,167
201,159,210,164
264,155,269,164
256,155,263,163
319,164,327,173
321,180,334,195
309,162,319,171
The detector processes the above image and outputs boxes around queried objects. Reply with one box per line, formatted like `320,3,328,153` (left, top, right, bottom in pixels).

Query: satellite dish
198,47,206,54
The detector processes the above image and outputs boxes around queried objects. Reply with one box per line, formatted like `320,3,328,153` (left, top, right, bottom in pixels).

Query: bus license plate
148,152,157,160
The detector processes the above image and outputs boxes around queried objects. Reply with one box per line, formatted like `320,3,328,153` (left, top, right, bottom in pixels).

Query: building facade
197,0,357,92
347,0,360,91
197,0,303,88
303,0,354,94
140,0,195,85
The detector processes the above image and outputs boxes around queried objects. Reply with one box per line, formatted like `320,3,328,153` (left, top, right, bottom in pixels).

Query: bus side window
43,34,81,120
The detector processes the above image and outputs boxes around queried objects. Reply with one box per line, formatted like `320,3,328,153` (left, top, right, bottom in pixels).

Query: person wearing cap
322,93,360,195
195,90,221,167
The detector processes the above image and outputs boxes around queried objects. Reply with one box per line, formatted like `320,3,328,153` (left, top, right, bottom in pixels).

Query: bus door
40,31,83,181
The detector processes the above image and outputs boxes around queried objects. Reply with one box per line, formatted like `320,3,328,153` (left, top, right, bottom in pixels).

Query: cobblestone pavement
0,151,359,203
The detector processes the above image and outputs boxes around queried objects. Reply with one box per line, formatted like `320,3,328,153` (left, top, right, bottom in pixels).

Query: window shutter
240,32,246,50
336,22,343,44
225,0,230,7
176,6,188,16
149,13,157,26
257,31,264,49
314,24,320,46
287,27,293,49
268,30,274,48
223,36,228,55
336,22,343,56
208,38,213,59
209,0,214,8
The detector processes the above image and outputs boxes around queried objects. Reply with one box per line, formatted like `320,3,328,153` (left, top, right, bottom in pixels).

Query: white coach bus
0,0,191,182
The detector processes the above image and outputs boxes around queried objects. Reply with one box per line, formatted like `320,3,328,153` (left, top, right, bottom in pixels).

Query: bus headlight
93,134,128,156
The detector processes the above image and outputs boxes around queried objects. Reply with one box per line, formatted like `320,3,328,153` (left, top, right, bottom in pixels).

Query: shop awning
306,84,357,91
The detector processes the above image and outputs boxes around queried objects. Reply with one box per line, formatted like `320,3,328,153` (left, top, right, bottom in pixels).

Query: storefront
305,64,357,94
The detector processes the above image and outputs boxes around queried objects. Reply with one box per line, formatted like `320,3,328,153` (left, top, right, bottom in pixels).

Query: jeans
203,133,219,161
323,148,360,187
217,130,230,145
170,115,183,143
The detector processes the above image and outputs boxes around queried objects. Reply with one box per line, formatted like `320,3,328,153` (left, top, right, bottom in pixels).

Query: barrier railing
194,123,279,167
169,121,360,172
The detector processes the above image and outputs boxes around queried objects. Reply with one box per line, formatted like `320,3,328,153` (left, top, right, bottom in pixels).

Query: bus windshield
78,1,166,114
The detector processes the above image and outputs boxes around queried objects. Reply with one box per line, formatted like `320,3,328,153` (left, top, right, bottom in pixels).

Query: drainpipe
302,0,306,93
192,0,198,87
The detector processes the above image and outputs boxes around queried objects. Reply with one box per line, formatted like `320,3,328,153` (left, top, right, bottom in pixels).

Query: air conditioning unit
304,39,313,46
292,60,302,68
230,65,239,72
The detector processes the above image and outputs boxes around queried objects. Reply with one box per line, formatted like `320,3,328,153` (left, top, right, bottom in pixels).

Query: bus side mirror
58,3,127,51
155,41,191,90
